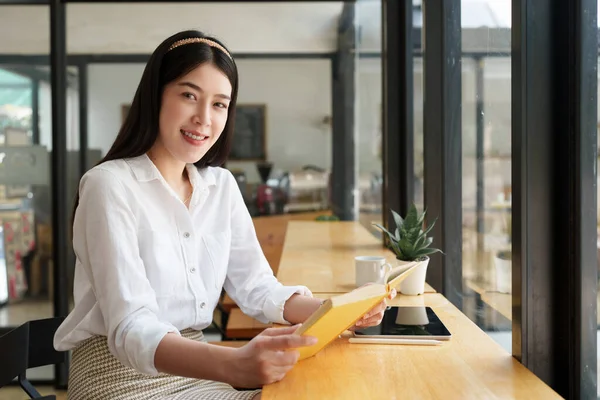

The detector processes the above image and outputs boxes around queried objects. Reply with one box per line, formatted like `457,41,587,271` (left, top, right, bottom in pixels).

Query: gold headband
168,38,232,60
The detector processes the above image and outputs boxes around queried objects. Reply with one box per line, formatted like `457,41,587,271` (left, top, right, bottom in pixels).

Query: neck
146,147,187,188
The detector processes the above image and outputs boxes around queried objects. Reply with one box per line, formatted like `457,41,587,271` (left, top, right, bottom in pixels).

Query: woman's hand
348,287,397,331
228,325,318,388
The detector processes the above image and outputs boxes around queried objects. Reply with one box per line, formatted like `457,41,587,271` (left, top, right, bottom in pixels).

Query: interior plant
372,203,442,295
373,203,442,262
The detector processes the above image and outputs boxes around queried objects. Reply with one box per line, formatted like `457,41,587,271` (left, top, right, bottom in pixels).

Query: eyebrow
177,81,231,100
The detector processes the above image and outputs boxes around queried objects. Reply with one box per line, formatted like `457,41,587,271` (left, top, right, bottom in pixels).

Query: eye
182,92,197,101
214,102,228,109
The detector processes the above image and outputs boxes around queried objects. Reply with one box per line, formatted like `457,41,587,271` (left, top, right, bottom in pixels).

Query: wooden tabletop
262,221,561,400
276,221,436,294
262,293,561,400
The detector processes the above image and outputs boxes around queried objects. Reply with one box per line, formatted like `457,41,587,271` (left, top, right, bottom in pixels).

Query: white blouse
54,154,311,376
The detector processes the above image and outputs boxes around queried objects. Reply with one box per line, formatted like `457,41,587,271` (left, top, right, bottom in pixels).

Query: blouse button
200,302,206,309
183,232,191,238
190,267,196,273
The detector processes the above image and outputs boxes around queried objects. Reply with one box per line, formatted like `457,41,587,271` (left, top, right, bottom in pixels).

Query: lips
180,129,209,142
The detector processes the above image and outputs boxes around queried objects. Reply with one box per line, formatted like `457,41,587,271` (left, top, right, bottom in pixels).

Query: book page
386,261,420,289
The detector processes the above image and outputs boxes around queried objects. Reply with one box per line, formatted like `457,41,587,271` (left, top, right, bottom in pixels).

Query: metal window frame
330,2,356,221
77,61,87,177
422,0,463,308
31,78,40,144
473,56,485,256
381,0,414,225
49,0,69,388
512,0,597,397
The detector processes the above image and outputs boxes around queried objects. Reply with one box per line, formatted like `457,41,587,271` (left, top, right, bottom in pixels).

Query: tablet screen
353,306,451,339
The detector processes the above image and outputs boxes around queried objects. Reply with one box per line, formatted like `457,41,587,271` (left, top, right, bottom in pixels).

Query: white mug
355,256,393,287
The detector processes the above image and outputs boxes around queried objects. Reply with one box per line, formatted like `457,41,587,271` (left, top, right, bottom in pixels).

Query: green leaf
415,247,443,257
420,237,433,250
413,233,426,250
390,241,402,256
396,250,411,261
391,209,404,230
372,223,395,240
417,207,426,226
399,238,417,260
407,226,420,243
422,218,437,238
404,204,419,227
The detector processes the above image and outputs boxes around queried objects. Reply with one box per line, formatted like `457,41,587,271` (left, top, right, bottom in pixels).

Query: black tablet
352,306,452,340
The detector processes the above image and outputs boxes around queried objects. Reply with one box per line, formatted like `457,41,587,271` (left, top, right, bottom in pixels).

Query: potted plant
372,203,442,295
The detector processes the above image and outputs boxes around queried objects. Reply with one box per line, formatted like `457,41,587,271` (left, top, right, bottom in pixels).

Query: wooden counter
262,221,561,400
276,221,436,294
263,292,561,400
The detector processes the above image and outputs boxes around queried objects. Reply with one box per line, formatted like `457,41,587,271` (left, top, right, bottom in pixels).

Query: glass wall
64,1,349,341
414,57,424,211
0,6,54,329
460,2,512,353
412,1,512,352
355,0,383,234
0,4,62,382
70,2,336,221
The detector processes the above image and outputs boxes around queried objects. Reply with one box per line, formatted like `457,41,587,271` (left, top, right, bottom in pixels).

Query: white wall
87,59,332,183
0,3,342,54
87,64,144,154
229,59,332,183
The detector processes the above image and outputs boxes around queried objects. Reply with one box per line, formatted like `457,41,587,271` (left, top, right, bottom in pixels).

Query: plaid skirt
68,329,261,400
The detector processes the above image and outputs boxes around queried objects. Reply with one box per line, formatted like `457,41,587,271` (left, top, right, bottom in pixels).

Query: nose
192,103,211,127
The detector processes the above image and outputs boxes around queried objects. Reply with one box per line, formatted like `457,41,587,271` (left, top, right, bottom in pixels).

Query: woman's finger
259,324,301,337
362,301,387,320
356,313,384,328
261,334,318,351
270,349,301,367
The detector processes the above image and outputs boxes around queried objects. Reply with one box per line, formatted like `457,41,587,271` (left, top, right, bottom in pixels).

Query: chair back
27,318,66,369
0,317,66,399
0,322,30,387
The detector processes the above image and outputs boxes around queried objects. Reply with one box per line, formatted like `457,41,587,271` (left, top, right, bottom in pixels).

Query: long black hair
71,30,238,225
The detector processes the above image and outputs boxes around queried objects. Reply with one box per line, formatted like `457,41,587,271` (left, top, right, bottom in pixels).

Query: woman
54,30,393,400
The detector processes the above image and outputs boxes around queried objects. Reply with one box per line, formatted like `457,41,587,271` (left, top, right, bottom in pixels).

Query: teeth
181,130,207,141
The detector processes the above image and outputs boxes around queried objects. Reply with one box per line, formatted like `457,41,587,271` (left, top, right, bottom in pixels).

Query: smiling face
154,62,233,165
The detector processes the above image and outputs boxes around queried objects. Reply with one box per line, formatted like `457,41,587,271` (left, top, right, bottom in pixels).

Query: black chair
0,317,67,399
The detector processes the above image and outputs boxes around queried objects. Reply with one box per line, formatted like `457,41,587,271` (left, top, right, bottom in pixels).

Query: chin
180,146,213,165
180,152,206,165
166,137,217,165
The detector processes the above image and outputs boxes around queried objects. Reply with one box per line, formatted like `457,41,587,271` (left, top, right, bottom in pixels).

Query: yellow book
293,260,421,360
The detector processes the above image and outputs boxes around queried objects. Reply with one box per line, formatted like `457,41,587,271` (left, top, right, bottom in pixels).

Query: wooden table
276,221,436,294
263,292,560,399
262,221,561,400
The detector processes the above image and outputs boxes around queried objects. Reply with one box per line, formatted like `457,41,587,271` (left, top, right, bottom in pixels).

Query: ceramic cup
355,256,393,287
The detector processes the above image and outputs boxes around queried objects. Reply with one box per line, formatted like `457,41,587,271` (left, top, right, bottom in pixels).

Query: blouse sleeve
222,172,312,324
72,168,179,375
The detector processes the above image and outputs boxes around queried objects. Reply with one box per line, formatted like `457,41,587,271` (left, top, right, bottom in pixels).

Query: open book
293,260,421,360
